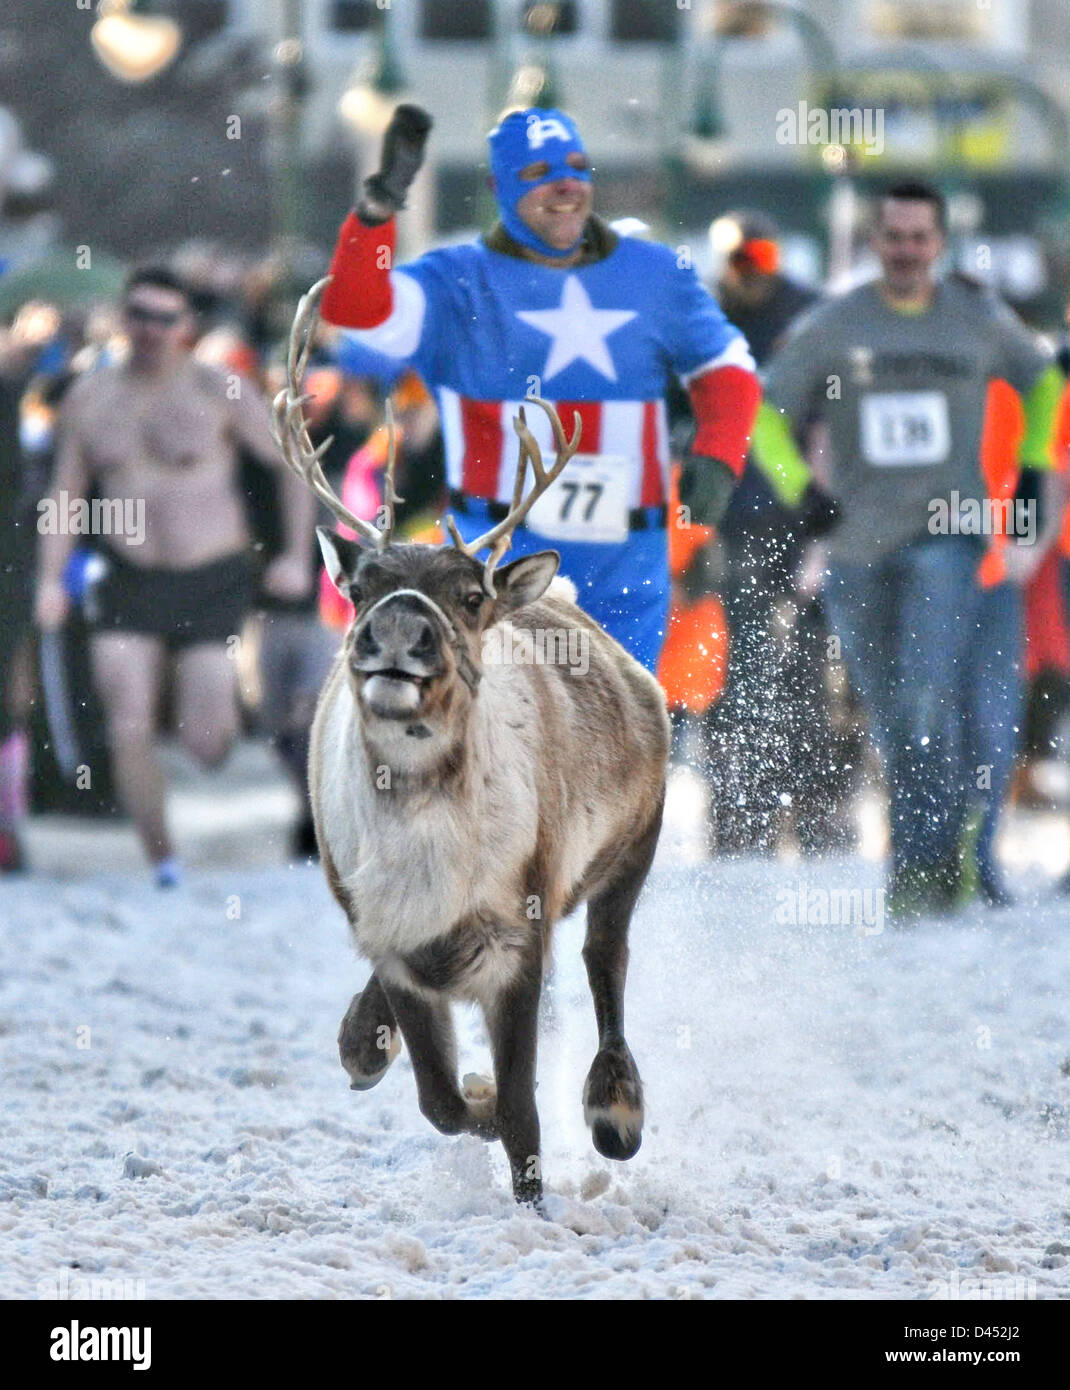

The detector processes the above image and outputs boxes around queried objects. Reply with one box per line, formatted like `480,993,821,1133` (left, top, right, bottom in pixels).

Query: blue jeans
825,536,1022,880
960,579,1023,887
451,506,670,674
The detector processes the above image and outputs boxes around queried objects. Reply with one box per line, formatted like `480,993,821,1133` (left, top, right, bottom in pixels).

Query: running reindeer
273,279,669,1205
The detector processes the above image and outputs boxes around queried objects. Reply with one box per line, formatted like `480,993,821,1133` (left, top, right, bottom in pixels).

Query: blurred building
4,1,1070,314
233,2,1070,164
241,0,1070,308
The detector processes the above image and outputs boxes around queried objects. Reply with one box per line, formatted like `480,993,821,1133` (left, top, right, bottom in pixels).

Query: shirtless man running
35,267,315,885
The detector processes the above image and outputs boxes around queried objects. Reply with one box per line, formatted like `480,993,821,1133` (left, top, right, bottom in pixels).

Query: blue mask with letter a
487,108,591,258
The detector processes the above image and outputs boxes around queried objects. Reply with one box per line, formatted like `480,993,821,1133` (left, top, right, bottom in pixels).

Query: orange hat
734,237,780,275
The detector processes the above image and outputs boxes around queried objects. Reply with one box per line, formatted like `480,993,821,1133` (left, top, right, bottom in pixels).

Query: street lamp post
686,1,837,156
338,6,433,258
676,3,837,257
504,2,564,112
487,0,512,122
270,0,309,327
337,3,405,137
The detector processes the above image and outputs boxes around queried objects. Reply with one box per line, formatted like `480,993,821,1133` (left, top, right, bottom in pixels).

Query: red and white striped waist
436,389,672,508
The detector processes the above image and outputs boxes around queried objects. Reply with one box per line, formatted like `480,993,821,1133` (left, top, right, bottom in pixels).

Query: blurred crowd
0,242,445,880
3,210,1070,902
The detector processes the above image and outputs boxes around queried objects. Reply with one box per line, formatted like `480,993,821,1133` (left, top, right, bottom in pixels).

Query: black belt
448,488,667,532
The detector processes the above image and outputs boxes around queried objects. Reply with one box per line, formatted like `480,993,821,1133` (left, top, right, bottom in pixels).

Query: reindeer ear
492,551,560,611
317,527,363,596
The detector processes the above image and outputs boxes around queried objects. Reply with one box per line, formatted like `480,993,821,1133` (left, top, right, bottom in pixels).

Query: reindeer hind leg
581,795,664,1161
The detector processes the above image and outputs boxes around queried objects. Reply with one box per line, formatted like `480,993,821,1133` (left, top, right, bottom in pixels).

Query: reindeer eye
464,590,484,614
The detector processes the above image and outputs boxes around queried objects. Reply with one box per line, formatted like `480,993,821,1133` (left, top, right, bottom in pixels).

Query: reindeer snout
351,595,447,720
354,595,444,672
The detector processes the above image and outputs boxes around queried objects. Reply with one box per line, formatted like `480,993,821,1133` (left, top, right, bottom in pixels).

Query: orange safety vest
656,465,728,714
977,377,1070,676
975,378,1024,588
977,375,1070,583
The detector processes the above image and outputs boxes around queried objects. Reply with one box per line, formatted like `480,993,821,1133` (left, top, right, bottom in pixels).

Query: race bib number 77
525,454,630,544
860,391,950,467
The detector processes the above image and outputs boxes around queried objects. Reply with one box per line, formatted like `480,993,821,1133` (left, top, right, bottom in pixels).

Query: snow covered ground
3,752,1070,1300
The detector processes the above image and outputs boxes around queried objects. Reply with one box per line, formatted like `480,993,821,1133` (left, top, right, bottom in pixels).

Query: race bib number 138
860,391,950,467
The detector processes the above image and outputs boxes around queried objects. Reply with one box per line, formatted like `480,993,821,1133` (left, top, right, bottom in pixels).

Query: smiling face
873,197,945,299
318,537,560,731
514,151,593,252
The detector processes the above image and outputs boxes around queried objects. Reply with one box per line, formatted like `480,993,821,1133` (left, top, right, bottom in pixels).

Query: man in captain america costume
319,105,761,671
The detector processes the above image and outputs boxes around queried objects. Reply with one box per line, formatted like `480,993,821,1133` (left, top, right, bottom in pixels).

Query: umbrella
0,249,128,316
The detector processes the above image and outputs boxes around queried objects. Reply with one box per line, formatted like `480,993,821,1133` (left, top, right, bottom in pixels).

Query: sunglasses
124,303,183,327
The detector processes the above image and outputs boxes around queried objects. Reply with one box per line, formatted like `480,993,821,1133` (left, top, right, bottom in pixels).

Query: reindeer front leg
485,950,544,1206
379,980,498,1142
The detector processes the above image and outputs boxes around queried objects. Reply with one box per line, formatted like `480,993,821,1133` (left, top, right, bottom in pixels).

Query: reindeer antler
271,276,402,550
446,396,582,596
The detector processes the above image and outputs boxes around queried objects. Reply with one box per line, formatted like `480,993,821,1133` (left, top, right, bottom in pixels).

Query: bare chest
79,372,230,477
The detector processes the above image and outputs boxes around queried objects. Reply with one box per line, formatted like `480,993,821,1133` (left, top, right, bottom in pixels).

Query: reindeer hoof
348,1065,394,1093
338,991,401,1091
513,1177,545,1209
583,1049,644,1161
589,1108,643,1161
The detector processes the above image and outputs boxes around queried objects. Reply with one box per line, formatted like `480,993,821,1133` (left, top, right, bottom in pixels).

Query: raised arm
320,105,433,335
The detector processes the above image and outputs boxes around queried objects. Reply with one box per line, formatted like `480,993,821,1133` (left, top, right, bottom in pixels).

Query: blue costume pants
451,505,670,674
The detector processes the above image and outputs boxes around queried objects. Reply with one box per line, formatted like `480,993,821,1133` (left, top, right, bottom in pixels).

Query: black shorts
89,546,255,650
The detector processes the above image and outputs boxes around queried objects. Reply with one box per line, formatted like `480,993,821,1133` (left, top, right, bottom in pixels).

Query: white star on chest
516,274,637,383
